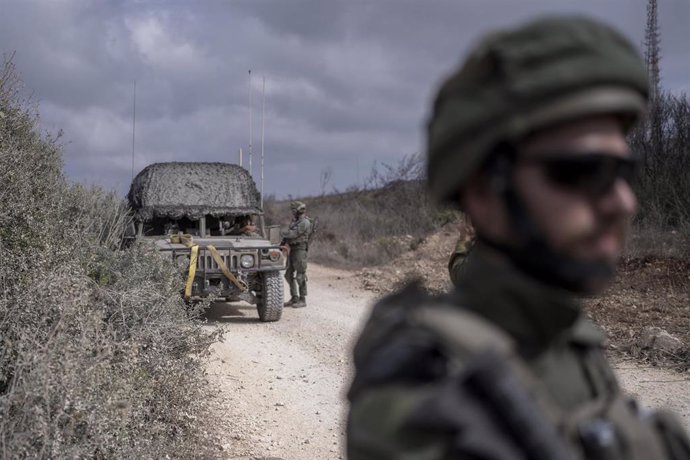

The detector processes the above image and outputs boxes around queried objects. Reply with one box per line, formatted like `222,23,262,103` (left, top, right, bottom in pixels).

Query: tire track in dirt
205,265,374,459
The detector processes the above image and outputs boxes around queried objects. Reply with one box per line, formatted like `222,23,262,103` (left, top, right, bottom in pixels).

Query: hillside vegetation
268,92,690,270
265,154,458,268
0,60,222,457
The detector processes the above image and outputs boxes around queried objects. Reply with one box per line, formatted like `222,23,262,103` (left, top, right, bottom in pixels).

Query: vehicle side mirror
267,225,281,245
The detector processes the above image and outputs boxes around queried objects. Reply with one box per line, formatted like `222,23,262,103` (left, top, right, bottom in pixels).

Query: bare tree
319,166,333,195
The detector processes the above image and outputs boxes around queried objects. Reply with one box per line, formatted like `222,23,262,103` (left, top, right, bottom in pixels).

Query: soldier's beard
494,183,616,295
567,219,628,268
500,236,614,294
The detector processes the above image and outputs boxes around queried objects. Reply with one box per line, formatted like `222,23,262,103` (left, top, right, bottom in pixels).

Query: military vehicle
127,162,286,322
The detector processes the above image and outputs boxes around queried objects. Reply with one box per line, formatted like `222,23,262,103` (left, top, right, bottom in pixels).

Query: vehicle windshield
142,214,261,238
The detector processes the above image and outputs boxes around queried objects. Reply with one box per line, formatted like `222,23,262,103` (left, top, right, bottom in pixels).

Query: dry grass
265,155,458,269
586,256,690,369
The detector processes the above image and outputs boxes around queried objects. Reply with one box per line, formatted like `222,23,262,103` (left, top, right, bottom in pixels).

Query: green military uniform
347,15,690,460
348,247,690,459
281,203,312,307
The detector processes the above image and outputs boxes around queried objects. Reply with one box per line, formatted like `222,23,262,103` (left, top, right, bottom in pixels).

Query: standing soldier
281,201,312,308
347,15,690,459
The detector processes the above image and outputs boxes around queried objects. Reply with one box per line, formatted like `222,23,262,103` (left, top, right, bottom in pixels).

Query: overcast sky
2,0,689,199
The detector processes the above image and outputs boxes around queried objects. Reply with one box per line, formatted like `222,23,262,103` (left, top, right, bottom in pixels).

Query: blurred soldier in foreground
348,16,690,460
281,201,312,308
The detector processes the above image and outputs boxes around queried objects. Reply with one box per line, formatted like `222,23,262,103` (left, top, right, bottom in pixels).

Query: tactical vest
412,304,690,460
286,216,312,247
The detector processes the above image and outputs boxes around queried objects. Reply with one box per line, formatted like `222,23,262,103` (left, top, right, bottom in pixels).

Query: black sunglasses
520,153,638,197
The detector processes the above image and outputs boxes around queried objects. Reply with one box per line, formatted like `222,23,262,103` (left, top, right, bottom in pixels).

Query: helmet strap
481,147,614,293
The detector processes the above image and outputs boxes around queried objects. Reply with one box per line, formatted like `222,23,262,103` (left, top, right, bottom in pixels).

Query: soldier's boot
292,297,307,308
284,297,299,307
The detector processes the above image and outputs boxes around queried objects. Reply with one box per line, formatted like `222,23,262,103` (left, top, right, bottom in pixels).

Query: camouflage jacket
347,246,690,460
281,215,312,247
448,236,474,288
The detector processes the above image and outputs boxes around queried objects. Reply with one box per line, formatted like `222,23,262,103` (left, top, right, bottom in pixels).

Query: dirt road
205,264,690,460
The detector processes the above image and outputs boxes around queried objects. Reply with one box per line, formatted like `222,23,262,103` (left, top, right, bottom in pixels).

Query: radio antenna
131,79,136,180
248,69,253,176
261,75,266,209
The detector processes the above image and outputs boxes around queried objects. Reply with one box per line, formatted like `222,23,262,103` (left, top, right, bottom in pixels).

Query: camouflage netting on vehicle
128,162,262,220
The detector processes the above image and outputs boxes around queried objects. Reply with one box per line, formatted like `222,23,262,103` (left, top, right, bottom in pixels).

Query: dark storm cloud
0,0,688,198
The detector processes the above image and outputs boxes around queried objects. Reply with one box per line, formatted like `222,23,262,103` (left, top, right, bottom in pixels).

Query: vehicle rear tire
257,271,283,322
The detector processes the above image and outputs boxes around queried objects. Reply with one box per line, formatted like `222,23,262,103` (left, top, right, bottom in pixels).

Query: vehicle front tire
257,271,283,322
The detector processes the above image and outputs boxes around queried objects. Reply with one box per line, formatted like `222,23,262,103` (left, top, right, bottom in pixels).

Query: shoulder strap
412,304,545,401
412,303,514,358
413,304,571,430
411,304,548,399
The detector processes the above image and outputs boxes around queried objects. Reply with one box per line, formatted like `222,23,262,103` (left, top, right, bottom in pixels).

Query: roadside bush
0,58,221,458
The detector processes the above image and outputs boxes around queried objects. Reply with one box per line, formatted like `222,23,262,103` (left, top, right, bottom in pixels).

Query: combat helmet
426,15,649,204
290,201,307,213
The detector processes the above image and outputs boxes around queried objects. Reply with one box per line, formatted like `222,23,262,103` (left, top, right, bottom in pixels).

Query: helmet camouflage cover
290,201,307,213
426,15,650,203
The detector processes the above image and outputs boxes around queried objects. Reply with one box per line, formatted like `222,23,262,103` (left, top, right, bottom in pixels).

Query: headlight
240,254,255,268
268,249,281,262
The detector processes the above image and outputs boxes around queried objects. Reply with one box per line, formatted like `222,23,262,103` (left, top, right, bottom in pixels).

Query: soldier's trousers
285,246,308,300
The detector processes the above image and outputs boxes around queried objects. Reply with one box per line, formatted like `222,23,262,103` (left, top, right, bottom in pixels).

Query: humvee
127,162,286,322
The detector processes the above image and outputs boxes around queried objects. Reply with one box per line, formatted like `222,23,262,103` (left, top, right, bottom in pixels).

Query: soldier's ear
462,173,506,232
462,174,492,208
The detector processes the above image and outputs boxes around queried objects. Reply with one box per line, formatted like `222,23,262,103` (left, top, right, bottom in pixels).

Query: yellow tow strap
170,234,248,300
207,245,248,292
171,234,199,300
184,245,199,300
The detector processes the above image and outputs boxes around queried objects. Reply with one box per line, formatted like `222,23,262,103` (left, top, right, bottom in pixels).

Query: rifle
460,349,576,460
403,347,575,459
306,216,319,251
